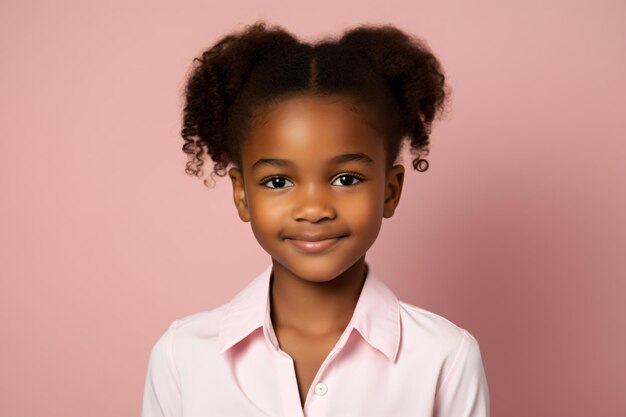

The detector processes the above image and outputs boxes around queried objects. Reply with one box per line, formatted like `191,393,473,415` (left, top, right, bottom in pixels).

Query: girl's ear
228,167,250,222
383,164,405,218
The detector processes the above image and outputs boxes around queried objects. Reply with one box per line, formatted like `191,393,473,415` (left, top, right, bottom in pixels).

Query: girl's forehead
244,95,383,156
255,95,375,127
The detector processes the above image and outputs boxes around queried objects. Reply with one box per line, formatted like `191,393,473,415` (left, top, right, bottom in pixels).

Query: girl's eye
332,174,363,186
261,177,294,189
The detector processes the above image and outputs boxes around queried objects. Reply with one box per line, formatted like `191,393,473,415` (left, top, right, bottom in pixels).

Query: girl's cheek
253,198,289,224
346,186,384,211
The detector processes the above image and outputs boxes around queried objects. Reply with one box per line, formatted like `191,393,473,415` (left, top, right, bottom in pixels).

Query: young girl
142,20,489,417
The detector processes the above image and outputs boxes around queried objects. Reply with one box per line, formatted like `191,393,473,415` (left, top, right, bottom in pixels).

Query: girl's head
180,20,449,280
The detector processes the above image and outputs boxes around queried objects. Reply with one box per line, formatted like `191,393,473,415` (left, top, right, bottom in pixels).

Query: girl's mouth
285,236,345,253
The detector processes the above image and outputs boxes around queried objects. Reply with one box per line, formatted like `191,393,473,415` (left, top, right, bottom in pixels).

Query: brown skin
228,94,404,407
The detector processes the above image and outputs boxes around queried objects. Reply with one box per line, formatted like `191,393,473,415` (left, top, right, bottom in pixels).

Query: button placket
276,352,306,417
304,327,355,410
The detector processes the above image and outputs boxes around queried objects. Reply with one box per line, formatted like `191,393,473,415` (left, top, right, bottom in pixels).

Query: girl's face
228,95,405,282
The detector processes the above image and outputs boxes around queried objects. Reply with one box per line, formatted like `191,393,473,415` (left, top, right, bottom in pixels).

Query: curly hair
180,20,450,187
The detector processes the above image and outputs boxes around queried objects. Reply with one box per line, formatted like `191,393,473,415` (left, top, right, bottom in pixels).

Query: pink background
1,1,624,416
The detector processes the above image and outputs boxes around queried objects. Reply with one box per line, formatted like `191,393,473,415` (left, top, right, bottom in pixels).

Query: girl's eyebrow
251,152,374,172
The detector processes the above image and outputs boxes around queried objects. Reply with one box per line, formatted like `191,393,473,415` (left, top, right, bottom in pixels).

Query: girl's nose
291,183,337,223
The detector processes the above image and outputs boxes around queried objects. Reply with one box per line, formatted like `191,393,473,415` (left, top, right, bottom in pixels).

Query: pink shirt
142,263,490,417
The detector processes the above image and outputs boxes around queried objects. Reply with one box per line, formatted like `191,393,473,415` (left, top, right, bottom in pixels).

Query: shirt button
315,383,328,396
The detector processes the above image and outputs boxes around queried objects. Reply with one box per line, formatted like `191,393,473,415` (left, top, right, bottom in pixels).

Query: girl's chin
271,258,364,283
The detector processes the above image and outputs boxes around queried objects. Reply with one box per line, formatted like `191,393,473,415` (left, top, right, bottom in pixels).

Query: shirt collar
218,262,401,363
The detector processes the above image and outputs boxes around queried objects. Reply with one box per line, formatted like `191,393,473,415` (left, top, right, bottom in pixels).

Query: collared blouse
142,263,490,417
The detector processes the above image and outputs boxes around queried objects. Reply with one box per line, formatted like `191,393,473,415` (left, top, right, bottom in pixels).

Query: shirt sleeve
141,319,183,417
434,329,490,417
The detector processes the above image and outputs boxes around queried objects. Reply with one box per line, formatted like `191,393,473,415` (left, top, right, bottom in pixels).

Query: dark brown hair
180,20,450,187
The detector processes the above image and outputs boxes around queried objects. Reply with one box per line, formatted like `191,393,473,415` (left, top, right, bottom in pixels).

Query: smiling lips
285,234,346,253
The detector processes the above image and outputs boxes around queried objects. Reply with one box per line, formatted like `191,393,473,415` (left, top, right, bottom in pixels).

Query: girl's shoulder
397,300,482,355
154,302,231,346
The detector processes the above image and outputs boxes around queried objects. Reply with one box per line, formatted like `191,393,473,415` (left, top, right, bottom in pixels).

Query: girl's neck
269,258,367,337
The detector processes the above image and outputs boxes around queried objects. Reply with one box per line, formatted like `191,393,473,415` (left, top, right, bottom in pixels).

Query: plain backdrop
1,1,624,416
